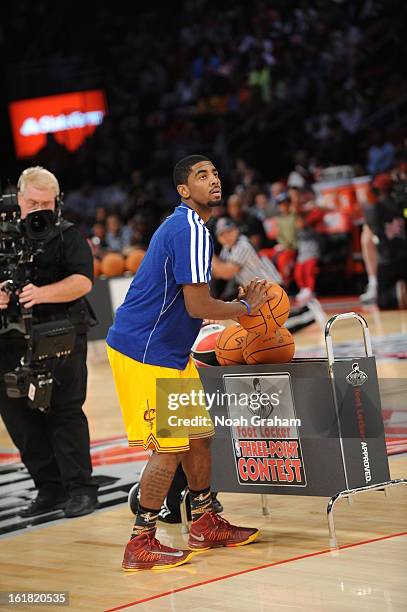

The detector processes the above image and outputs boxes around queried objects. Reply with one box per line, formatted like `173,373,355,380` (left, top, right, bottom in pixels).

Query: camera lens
24,210,55,241
30,213,47,232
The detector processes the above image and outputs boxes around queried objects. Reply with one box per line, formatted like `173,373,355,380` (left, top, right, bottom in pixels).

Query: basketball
191,323,225,366
125,249,146,274
215,323,248,366
239,283,290,335
100,253,126,277
243,327,295,364
93,257,101,277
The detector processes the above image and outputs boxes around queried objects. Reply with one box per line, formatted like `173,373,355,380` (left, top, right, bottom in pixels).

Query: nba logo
234,440,241,457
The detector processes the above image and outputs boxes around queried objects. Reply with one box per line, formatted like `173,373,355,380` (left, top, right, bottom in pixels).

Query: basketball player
106,155,271,571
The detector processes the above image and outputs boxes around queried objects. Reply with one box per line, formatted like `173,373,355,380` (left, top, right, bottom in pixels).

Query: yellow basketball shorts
106,345,214,453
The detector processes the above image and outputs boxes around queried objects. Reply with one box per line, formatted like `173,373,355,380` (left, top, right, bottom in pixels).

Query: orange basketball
215,324,248,366
239,283,290,335
100,252,126,277
93,257,101,277
243,327,295,364
125,249,146,274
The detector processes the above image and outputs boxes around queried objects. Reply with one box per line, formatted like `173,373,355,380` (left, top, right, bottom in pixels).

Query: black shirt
1,220,94,334
235,212,268,249
364,196,407,265
32,221,94,323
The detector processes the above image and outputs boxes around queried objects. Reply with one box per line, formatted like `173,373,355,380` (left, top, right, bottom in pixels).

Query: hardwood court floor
0,459,406,611
0,305,406,611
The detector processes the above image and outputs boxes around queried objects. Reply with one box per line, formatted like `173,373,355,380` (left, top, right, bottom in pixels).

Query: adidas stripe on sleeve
172,210,213,284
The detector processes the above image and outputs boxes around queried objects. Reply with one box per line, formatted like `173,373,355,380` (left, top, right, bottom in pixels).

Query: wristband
239,299,251,315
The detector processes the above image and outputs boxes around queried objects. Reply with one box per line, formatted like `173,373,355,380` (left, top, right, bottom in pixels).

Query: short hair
173,155,210,189
17,166,60,196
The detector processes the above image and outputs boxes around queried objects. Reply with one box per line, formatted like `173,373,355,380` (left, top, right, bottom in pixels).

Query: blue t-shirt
106,204,213,369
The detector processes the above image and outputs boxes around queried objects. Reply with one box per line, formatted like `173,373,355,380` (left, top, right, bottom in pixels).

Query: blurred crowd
60,143,407,308
4,0,407,303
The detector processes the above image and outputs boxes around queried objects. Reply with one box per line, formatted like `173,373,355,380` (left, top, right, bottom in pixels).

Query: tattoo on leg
182,438,211,491
140,455,180,508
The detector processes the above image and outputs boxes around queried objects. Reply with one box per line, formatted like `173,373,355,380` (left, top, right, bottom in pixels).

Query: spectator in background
89,222,108,259
287,150,313,190
337,95,364,135
253,191,273,221
294,212,320,304
105,213,132,253
363,173,407,309
226,193,268,250
124,169,147,218
268,181,286,216
287,186,301,213
95,206,107,224
248,55,271,103
367,130,396,177
205,204,228,299
126,213,154,252
270,181,286,203
205,203,227,255
264,192,297,287
211,218,281,300
64,182,100,226
359,224,378,304
212,217,325,331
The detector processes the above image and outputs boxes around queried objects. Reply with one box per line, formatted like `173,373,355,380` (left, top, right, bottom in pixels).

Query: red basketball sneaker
122,529,195,571
188,511,260,550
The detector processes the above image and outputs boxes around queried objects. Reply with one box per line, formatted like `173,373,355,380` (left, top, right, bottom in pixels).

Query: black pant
0,334,97,499
165,464,188,511
377,258,407,309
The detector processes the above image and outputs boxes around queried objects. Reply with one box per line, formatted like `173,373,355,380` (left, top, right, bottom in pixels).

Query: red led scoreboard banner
9,90,107,158
223,373,307,487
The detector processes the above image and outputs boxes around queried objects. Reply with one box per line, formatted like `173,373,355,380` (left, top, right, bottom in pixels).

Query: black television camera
0,192,76,412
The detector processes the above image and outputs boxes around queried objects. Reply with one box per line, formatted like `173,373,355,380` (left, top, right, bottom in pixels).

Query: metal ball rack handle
324,311,372,367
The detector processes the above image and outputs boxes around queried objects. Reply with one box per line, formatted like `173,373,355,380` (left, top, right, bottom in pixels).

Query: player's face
185,161,222,207
18,185,56,220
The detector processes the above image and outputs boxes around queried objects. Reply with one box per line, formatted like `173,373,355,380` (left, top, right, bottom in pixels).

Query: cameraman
0,166,98,518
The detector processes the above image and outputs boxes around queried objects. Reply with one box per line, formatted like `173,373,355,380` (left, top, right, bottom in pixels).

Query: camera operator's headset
17,167,64,225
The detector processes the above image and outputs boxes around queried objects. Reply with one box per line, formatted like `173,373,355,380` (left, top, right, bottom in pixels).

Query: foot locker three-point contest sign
222,373,306,487
200,313,391,497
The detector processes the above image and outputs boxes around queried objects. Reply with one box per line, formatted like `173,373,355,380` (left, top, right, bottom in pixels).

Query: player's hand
18,283,44,309
203,319,220,325
238,279,274,297
0,282,11,310
239,278,269,314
